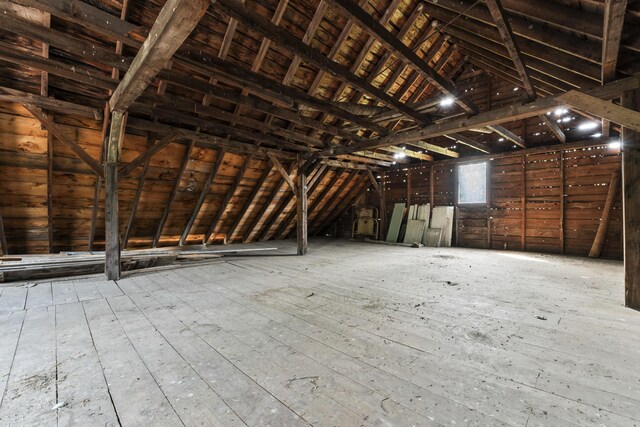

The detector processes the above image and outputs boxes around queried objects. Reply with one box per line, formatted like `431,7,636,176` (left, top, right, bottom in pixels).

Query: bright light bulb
608,141,621,150
498,137,505,142
578,121,599,131
439,97,455,107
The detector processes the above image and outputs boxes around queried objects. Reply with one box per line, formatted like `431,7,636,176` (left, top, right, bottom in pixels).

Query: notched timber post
105,110,126,280
622,89,640,310
297,158,308,255
0,209,7,256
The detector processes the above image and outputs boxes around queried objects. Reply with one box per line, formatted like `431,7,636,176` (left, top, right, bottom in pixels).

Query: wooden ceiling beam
0,87,100,119
450,39,576,92
0,3,368,147
487,125,526,148
421,6,601,83
540,114,567,143
601,0,627,83
422,0,601,64
215,0,431,125
324,75,640,155
445,134,492,153
407,141,460,158
557,90,640,132
485,0,536,100
324,0,476,113
109,0,209,112
268,154,298,195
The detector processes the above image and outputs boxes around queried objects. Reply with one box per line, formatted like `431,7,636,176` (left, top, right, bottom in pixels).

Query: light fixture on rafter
439,97,455,107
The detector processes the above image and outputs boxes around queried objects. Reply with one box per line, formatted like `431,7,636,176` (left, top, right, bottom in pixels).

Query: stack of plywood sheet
430,206,454,247
403,220,426,244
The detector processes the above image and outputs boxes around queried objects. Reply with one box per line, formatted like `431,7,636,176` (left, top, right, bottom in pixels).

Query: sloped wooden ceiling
0,0,638,254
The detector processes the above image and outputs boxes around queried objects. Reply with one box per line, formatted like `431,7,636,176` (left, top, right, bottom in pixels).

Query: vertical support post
521,154,526,251
0,210,7,256
622,89,640,309
429,164,435,207
560,150,565,254
486,159,492,249
406,168,412,208
379,171,386,240
105,111,126,280
296,161,308,256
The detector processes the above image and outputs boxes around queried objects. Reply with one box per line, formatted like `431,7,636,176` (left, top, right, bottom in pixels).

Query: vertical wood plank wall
380,141,623,259
0,102,363,254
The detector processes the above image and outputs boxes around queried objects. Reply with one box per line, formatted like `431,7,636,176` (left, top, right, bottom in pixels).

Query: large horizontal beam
0,86,101,119
109,0,210,111
557,90,640,132
324,75,640,155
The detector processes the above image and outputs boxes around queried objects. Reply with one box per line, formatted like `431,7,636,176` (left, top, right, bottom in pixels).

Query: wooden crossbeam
24,104,103,177
215,0,430,125
484,1,566,145
261,160,324,241
408,141,460,158
274,165,330,240
557,91,640,132
109,0,210,111
589,167,620,258
268,154,298,195
446,134,492,154
255,163,301,241
540,115,566,143
0,87,100,119
485,0,536,99
226,162,274,242
152,141,194,248
179,149,227,246
488,125,526,148
118,131,179,178
325,75,640,155
204,154,253,244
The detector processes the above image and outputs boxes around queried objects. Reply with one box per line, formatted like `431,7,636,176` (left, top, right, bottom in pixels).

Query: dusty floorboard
0,238,638,426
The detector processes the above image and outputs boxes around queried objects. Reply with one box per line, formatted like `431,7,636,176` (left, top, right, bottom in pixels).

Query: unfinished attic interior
1,0,640,424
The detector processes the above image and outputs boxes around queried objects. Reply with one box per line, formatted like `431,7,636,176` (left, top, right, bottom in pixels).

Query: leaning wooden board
386,203,405,243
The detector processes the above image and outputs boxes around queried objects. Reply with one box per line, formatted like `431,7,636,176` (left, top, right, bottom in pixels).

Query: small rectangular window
458,162,487,204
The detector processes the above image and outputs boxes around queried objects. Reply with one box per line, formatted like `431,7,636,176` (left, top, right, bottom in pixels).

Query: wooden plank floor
0,238,639,426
